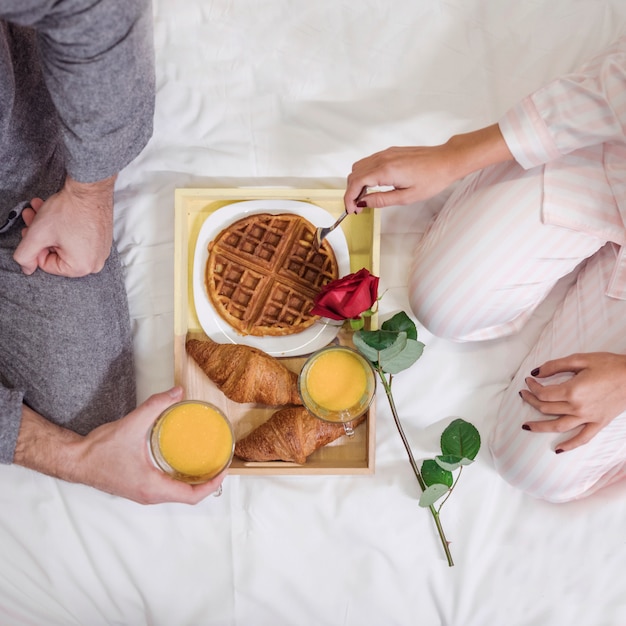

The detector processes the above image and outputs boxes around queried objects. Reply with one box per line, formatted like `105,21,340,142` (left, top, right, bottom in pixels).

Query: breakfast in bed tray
174,188,380,475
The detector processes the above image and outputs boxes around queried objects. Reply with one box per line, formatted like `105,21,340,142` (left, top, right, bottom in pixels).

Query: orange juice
149,401,234,483
307,349,368,411
298,346,375,424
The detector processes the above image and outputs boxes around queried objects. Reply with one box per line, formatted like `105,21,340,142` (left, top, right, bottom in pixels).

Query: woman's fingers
554,422,603,451
521,412,581,433
522,376,577,405
530,353,587,378
522,418,602,452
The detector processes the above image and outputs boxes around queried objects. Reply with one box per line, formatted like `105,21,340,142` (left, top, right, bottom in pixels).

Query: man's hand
14,387,226,504
13,175,116,277
519,352,626,452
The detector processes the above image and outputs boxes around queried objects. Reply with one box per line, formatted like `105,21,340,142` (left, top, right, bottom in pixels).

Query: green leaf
381,311,418,340
353,332,383,362
379,338,424,374
434,454,475,471
421,459,453,488
354,313,424,373
353,330,406,364
440,419,481,461
357,329,399,351
377,332,408,362
419,483,450,507
434,454,462,472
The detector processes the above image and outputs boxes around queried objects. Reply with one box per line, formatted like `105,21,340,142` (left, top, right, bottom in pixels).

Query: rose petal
310,268,380,320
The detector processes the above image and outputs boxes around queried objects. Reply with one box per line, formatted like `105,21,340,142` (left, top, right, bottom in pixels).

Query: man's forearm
13,405,82,482
65,174,116,198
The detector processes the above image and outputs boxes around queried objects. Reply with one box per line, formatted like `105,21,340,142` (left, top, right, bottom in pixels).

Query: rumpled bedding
2,2,626,625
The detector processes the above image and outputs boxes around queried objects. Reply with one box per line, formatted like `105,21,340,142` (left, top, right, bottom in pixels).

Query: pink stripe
490,245,626,501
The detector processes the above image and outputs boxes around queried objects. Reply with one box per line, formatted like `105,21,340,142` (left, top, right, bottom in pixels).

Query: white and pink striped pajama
409,36,626,502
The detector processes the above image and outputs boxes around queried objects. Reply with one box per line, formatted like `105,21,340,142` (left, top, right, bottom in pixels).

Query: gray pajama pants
0,219,136,458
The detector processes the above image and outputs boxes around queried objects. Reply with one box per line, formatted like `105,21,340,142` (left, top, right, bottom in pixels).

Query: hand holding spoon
313,187,368,249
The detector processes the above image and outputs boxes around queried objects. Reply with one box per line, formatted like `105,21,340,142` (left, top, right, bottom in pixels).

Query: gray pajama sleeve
0,389,24,464
1,0,155,183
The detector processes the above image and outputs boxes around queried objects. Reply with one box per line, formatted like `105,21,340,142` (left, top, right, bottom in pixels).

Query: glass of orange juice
298,346,375,436
149,400,234,484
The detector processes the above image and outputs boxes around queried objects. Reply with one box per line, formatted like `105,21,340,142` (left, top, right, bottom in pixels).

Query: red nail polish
521,424,531,431
531,368,540,376
555,448,564,454
356,201,367,208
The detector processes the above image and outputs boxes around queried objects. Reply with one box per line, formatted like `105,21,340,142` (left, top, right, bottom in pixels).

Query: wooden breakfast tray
174,188,381,475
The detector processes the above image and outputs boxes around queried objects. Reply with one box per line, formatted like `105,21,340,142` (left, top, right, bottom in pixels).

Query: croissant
185,337,302,406
234,406,365,464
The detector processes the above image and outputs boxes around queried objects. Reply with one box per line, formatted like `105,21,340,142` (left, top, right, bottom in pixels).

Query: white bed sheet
2,1,626,625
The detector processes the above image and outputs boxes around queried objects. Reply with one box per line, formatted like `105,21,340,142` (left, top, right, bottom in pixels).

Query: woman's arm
346,35,626,213
344,124,514,213
501,36,626,171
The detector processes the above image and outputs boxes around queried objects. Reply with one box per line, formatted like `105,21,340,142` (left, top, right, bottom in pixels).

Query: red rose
310,268,379,320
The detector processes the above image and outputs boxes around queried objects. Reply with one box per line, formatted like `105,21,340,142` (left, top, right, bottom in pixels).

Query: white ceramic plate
192,199,350,357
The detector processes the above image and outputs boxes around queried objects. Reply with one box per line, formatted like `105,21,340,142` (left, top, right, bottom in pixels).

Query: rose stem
377,367,455,567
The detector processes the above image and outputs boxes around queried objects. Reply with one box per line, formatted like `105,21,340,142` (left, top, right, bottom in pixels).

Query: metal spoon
313,186,367,249
313,210,348,249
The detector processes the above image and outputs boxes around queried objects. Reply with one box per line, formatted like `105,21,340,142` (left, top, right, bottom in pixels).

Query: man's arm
13,389,227,504
1,0,156,184
2,0,155,276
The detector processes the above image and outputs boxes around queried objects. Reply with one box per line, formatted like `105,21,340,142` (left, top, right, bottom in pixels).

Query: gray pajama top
0,0,155,462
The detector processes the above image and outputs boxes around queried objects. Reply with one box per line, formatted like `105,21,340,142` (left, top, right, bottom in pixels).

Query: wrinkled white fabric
2,2,626,625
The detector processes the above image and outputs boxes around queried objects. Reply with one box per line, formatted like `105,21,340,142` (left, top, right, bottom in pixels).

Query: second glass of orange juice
298,346,375,436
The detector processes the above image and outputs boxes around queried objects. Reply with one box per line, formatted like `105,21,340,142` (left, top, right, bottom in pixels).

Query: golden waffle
205,212,339,336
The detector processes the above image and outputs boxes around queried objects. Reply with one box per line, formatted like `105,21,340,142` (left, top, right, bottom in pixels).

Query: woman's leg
0,223,136,436
409,161,609,341
409,158,626,501
490,243,626,502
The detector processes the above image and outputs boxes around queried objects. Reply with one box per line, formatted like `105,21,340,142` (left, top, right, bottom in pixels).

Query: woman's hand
519,352,626,452
344,124,514,213
344,144,459,213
